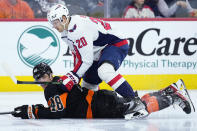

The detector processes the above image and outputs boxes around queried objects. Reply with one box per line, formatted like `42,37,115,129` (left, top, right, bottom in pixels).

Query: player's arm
12,85,86,119
12,104,66,119
12,84,68,119
59,25,94,91
12,92,69,119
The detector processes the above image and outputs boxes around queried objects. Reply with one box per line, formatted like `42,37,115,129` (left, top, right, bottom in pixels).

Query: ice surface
0,91,196,131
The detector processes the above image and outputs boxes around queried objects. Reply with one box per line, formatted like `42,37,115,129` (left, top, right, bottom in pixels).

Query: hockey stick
1,62,62,85
17,80,62,85
0,111,15,115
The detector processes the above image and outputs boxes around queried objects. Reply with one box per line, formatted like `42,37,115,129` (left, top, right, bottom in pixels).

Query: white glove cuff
67,71,80,84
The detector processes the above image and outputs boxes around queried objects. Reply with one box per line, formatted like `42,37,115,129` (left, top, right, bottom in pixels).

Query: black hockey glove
12,104,44,119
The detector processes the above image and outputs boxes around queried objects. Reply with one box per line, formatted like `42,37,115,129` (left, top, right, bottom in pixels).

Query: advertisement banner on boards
0,20,196,76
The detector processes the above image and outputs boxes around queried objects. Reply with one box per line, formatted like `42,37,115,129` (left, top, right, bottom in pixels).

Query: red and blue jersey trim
113,40,128,47
73,45,83,73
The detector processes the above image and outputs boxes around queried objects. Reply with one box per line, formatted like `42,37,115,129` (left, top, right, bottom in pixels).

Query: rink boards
0,74,196,91
0,19,197,91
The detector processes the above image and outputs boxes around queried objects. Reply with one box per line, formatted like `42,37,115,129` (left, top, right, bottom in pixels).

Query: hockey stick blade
17,80,62,85
0,111,15,115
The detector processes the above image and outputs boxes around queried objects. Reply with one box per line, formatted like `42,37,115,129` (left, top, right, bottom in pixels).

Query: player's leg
141,91,173,114
97,43,147,118
81,61,102,91
97,44,135,100
91,90,129,118
141,79,194,114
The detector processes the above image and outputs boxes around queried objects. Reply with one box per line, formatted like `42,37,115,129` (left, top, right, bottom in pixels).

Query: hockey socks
107,74,135,99
98,63,135,99
114,81,135,99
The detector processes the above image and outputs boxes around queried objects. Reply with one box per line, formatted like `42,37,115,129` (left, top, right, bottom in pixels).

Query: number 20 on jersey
76,37,87,48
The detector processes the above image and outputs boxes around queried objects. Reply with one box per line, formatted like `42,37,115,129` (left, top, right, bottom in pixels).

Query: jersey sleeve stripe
72,52,76,66
73,46,83,73
113,40,128,47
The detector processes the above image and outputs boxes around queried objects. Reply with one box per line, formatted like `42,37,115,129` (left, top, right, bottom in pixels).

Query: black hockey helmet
33,62,53,80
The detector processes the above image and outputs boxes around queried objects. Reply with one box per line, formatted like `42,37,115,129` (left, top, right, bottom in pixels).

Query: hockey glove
58,71,80,91
12,104,44,119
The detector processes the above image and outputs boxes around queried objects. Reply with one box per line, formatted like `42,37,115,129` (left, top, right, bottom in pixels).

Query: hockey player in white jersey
47,4,147,116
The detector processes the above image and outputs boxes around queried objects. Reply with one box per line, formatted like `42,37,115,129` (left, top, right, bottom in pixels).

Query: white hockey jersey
61,15,126,78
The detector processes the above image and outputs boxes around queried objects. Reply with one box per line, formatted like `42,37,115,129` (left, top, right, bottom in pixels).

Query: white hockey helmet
47,4,69,24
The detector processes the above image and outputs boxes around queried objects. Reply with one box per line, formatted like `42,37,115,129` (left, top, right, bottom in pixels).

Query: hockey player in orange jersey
12,63,195,119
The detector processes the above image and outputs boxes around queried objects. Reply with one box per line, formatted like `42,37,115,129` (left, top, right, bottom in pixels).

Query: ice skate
171,79,195,114
124,92,149,120
160,83,178,95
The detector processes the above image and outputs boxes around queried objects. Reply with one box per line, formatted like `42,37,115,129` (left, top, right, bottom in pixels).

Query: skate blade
179,79,196,112
124,109,149,120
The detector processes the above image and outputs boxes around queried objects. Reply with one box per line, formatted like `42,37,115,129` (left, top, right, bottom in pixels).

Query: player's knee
98,63,115,80
81,80,99,91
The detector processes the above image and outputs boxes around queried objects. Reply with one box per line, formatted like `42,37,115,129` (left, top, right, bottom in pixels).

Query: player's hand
12,104,44,119
12,105,36,119
58,71,79,91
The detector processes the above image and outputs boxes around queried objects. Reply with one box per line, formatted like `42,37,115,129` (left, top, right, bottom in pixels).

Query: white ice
0,91,196,131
